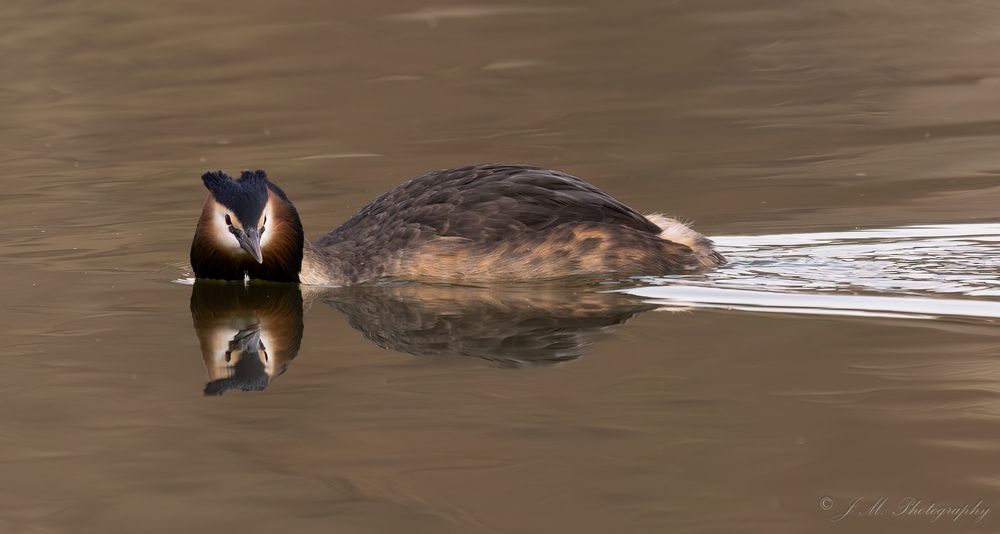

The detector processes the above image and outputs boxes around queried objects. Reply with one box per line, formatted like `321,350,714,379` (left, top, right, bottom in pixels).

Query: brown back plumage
311,164,722,284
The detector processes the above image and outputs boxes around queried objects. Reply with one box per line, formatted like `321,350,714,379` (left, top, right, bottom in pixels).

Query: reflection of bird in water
190,281,303,395
189,164,724,285
188,281,657,394
213,324,268,394
323,284,657,367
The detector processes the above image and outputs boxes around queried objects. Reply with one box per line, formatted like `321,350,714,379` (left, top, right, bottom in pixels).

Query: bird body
191,164,724,285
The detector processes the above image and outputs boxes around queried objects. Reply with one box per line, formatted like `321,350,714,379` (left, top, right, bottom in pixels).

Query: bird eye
224,214,232,226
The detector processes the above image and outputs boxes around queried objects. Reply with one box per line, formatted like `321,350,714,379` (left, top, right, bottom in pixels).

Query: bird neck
299,240,350,286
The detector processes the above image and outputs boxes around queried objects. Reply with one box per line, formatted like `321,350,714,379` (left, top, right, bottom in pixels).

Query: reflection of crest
190,281,303,395
323,284,656,367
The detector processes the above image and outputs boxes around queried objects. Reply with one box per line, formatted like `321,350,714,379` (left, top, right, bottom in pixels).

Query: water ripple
624,223,1000,321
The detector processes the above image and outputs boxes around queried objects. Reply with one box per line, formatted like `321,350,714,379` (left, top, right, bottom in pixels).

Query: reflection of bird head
203,334,270,396
190,170,305,282
190,281,304,396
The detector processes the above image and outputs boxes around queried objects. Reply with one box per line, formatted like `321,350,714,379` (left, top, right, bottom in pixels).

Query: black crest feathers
201,170,232,191
201,169,269,226
238,169,269,187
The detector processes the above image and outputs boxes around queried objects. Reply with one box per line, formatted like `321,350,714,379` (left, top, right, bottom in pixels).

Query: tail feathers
645,213,726,268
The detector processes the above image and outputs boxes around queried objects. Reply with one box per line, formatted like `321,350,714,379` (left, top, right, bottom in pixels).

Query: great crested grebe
190,164,725,285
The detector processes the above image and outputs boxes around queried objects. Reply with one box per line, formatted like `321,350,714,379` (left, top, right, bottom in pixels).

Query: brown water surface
3,1,1000,532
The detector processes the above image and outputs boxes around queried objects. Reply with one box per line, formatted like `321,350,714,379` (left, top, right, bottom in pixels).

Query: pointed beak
237,227,263,264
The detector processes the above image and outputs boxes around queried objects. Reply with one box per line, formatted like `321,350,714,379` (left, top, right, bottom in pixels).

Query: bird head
200,170,271,264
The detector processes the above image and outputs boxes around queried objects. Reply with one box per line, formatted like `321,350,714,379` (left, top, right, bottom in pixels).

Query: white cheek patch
211,212,243,251
212,327,240,357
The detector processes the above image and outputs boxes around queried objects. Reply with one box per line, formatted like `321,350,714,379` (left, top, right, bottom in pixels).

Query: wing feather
316,164,660,253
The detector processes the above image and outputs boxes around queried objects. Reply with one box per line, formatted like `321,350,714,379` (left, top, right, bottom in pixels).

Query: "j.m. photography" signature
819,496,990,524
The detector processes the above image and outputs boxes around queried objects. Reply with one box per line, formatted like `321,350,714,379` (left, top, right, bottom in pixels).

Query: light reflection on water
626,223,1000,321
